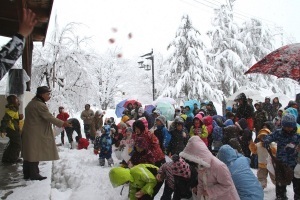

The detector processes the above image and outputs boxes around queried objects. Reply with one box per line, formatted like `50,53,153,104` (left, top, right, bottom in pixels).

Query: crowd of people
107,94,300,200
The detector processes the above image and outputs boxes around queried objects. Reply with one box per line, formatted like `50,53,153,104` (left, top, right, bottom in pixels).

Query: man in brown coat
80,104,94,140
22,86,71,180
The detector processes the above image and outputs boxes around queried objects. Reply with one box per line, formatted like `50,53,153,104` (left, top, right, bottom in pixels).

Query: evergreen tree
163,15,222,101
206,4,249,97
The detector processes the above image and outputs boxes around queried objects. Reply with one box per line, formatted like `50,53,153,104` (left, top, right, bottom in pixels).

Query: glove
1,132,6,138
94,149,99,155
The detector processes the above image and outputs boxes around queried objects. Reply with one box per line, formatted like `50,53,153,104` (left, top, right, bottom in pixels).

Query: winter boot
99,158,105,166
23,160,30,179
107,158,114,167
29,162,47,181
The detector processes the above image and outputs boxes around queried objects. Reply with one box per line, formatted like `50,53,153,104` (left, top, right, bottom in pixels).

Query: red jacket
56,112,70,121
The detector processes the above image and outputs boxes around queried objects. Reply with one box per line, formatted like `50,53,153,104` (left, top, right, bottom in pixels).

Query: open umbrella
144,104,155,114
115,99,127,118
156,101,175,121
244,43,300,82
153,97,176,105
123,99,141,108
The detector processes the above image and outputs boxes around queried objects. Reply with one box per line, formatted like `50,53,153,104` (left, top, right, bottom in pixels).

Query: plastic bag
53,126,64,137
266,155,275,176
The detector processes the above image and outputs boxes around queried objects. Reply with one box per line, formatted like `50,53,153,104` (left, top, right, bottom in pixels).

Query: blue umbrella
144,104,155,114
115,99,127,118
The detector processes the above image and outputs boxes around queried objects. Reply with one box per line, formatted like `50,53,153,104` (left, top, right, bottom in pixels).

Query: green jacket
109,164,158,200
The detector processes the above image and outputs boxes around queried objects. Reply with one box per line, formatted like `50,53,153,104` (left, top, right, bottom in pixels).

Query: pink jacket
179,136,239,200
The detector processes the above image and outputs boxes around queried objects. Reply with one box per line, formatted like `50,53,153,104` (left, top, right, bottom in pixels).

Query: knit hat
179,136,211,168
174,116,184,124
122,115,130,123
288,100,298,107
224,119,234,127
135,137,149,149
156,115,166,126
171,155,191,179
153,109,161,115
36,86,51,95
126,127,133,133
257,128,271,140
226,106,232,112
281,114,297,128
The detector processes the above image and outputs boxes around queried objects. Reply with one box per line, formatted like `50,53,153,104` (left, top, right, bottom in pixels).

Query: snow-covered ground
0,109,295,200
2,141,294,200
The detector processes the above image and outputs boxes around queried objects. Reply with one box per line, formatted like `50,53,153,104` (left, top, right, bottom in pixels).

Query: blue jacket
263,128,300,168
154,125,171,151
217,145,264,200
95,125,113,158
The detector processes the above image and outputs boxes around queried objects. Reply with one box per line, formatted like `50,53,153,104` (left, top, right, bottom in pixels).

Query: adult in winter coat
154,115,171,153
167,118,189,156
64,118,82,148
22,86,71,180
0,9,37,80
253,102,267,137
132,119,165,167
206,101,217,116
179,136,240,200
109,164,159,200
90,110,104,142
56,106,69,145
0,95,22,163
235,93,254,131
272,97,282,119
189,114,208,146
211,120,224,153
262,97,273,121
217,145,264,200
80,104,94,140
263,114,300,200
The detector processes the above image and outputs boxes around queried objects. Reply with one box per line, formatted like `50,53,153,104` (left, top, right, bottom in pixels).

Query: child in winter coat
263,114,300,200
180,136,240,200
132,119,165,167
109,164,159,200
94,125,114,167
203,115,213,150
129,136,155,167
189,114,208,145
154,115,171,154
249,128,276,188
0,95,22,163
117,127,135,164
167,117,189,156
217,144,264,200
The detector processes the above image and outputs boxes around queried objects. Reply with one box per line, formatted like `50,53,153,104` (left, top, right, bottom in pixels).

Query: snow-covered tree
163,15,223,102
31,22,97,113
206,4,249,97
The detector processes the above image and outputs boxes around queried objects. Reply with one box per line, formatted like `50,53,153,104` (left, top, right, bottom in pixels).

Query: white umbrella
153,97,176,105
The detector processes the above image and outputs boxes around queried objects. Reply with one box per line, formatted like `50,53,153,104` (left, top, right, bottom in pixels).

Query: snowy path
1,142,294,200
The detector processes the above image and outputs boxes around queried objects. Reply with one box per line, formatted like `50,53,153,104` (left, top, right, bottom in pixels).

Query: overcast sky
1,0,299,58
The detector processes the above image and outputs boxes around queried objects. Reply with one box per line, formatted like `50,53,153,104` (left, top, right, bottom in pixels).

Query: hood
202,116,213,126
194,113,203,121
224,119,234,127
179,136,212,168
284,107,298,119
109,167,133,188
217,144,239,166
